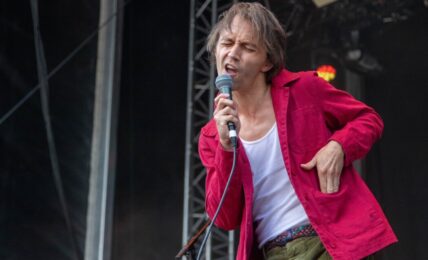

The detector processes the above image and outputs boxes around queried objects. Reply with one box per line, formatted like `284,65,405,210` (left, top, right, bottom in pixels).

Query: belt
263,224,317,252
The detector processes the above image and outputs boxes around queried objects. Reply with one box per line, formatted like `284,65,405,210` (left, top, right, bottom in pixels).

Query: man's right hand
213,93,241,150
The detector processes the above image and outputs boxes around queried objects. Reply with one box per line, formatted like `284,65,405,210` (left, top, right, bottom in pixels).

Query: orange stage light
317,65,336,82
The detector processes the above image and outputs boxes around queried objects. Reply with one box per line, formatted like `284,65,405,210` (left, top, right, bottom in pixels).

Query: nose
227,45,240,60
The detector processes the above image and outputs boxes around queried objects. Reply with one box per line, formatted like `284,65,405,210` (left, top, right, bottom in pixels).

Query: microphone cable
196,144,238,260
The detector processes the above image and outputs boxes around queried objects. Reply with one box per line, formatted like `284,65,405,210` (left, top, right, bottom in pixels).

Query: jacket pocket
312,186,349,224
311,186,383,239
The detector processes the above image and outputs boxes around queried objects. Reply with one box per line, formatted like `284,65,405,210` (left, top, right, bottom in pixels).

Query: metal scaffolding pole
85,0,123,259
182,0,236,259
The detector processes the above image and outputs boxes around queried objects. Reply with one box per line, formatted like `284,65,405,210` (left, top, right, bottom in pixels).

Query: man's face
215,15,272,89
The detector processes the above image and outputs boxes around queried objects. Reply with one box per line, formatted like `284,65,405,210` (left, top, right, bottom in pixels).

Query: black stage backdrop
364,12,428,259
112,1,189,259
0,1,98,259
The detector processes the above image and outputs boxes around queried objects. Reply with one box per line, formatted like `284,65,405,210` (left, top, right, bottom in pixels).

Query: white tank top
241,123,310,248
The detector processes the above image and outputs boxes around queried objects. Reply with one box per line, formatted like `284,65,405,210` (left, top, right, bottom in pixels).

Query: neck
233,79,271,119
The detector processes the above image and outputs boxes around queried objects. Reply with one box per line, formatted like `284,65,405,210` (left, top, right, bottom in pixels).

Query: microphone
215,74,237,148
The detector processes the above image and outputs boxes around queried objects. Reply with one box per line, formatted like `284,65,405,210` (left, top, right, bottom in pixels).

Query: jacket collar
271,69,300,88
202,69,300,137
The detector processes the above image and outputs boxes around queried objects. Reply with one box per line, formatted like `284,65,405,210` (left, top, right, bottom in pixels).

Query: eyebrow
219,36,259,49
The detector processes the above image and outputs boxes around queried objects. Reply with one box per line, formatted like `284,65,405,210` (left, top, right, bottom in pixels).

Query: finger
215,115,227,126
333,174,340,192
216,99,234,111
214,106,230,119
214,96,221,108
326,173,335,193
219,93,230,99
219,106,238,117
300,157,316,170
222,115,239,125
214,93,230,101
215,114,238,126
318,171,327,193
214,93,231,105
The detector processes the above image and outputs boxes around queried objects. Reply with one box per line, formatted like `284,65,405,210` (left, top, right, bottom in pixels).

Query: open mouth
225,64,238,76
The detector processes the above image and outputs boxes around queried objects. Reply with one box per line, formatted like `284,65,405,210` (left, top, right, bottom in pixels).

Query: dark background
364,13,428,258
112,1,189,259
0,0,98,259
0,0,427,259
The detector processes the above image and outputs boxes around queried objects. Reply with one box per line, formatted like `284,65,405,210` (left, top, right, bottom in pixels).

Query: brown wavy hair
206,2,287,83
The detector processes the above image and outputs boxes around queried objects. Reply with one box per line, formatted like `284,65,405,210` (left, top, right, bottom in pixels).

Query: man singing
198,2,397,260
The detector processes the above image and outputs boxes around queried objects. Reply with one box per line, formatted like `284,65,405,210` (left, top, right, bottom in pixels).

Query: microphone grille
215,74,233,90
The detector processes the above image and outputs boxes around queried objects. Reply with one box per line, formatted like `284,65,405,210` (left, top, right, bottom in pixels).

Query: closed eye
244,46,256,52
220,41,233,46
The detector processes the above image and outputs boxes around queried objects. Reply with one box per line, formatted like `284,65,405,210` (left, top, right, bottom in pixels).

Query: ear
261,60,273,73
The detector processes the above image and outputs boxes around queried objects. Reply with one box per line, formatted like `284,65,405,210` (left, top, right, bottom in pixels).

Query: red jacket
198,69,397,260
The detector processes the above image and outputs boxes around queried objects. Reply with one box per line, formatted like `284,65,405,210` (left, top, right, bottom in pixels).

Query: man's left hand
300,140,344,194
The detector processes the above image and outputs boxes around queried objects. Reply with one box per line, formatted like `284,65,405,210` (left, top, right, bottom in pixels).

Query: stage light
312,0,338,8
311,48,344,88
317,65,337,82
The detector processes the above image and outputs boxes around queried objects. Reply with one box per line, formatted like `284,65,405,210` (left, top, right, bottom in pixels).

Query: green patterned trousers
264,236,374,260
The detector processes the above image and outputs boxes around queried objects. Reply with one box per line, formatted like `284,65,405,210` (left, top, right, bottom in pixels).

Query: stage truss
182,0,237,259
